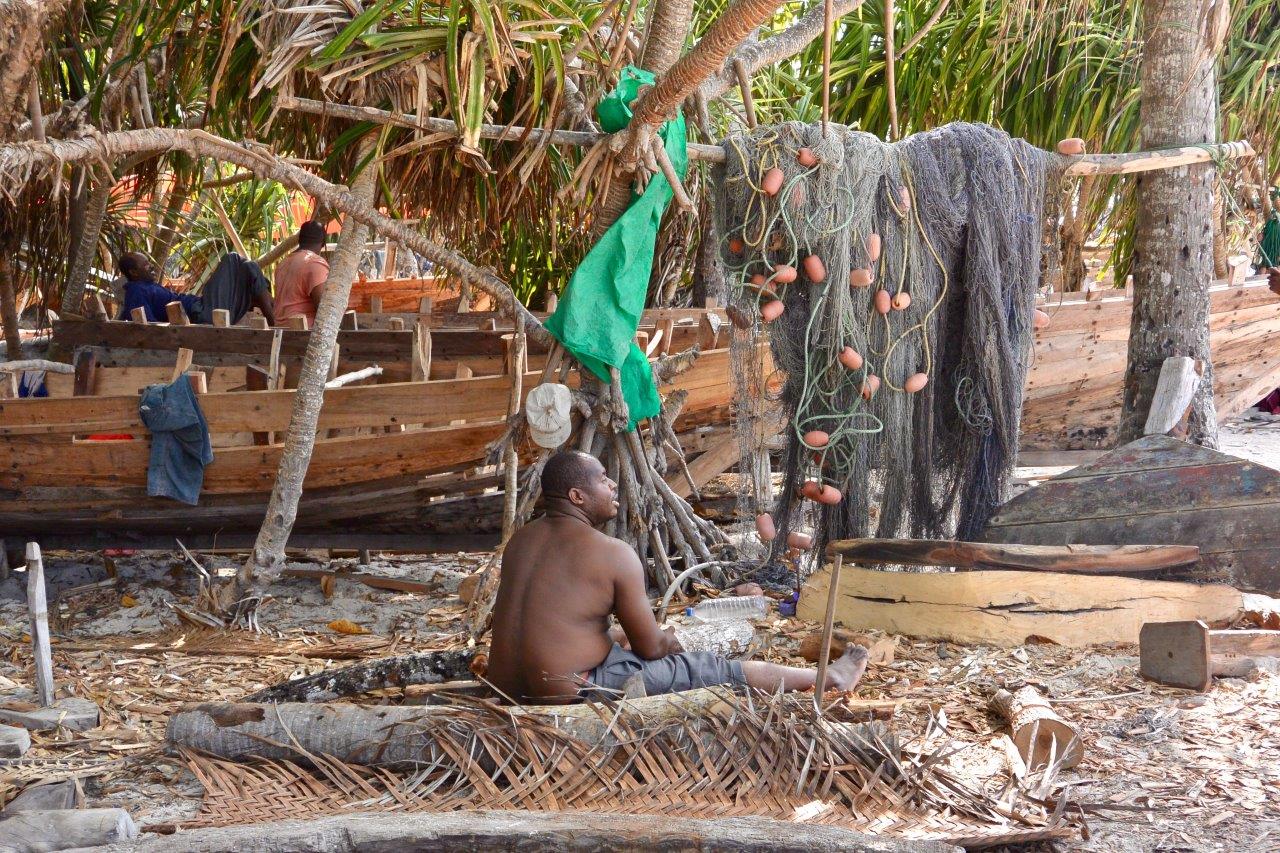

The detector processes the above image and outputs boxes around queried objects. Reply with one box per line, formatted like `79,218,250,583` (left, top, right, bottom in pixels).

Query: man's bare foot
821,643,869,692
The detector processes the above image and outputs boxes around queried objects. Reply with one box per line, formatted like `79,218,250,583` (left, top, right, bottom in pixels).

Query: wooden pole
502,332,527,541
26,542,55,707
813,553,842,712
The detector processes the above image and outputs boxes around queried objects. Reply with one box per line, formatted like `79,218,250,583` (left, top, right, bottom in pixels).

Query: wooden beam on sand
279,95,1254,177
824,538,1201,574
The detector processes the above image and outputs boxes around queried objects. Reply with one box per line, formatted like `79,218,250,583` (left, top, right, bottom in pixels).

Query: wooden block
91,294,109,320
26,542,54,707
72,349,97,397
798,564,1243,647
285,315,309,331
340,310,358,331
170,348,194,383
418,296,433,315
246,314,270,330
186,371,208,394
387,317,405,331
130,307,148,324
411,320,432,383
165,301,190,325
369,295,383,314
211,309,231,328
1140,620,1212,691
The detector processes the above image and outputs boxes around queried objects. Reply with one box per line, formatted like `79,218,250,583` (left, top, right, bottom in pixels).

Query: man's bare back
486,450,868,704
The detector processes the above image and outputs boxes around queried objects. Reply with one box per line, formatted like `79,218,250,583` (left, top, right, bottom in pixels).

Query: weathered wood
0,808,138,850
25,542,54,707
72,348,96,396
990,686,1083,771
825,539,1200,574
1142,356,1200,436
165,301,190,325
1140,619,1280,691
211,308,230,327
244,650,476,703
797,563,1242,647
90,811,955,852
982,435,1280,593
0,359,75,374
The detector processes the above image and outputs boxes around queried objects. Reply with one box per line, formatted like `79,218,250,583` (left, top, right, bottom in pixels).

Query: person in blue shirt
117,252,275,325
118,253,202,323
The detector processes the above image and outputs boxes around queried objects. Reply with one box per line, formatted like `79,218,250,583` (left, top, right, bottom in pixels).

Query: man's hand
1268,267,1280,297
662,625,683,654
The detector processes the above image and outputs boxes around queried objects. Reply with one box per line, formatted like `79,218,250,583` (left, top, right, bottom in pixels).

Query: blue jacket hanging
138,377,214,505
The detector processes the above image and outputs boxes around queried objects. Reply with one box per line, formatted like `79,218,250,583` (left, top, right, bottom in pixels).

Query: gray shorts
581,642,746,699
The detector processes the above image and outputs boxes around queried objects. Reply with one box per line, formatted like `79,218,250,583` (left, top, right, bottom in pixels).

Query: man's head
540,450,618,523
298,221,328,251
118,252,157,282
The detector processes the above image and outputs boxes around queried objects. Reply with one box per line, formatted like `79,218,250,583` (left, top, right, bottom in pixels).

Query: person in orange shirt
273,221,331,326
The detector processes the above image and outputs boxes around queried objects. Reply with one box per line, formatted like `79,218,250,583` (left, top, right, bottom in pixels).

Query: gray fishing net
714,121,1062,559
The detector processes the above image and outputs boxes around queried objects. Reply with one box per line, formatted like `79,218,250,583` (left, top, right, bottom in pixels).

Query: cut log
989,686,1083,771
825,539,1199,574
1139,619,1280,691
0,808,138,850
83,810,958,852
797,564,1242,647
243,650,476,703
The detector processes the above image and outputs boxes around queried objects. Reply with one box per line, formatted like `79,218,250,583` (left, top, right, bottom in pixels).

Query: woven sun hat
525,382,572,449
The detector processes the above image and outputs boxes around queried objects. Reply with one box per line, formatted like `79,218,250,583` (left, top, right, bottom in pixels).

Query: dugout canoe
1021,276,1280,450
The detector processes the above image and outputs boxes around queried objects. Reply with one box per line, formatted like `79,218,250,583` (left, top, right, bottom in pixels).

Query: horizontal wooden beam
824,538,1201,573
279,96,1254,177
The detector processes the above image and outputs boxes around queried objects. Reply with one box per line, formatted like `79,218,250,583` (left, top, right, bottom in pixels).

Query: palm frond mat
174,690,1078,846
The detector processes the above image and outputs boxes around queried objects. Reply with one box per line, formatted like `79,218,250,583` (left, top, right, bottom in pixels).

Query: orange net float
838,346,864,371
874,289,891,314
850,267,874,288
867,233,882,263
1034,308,1051,329
755,513,777,542
903,372,929,393
802,254,826,283
762,167,785,196
802,429,829,447
799,480,843,505
1056,137,1086,156
891,292,912,310
786,530,813,550
728,236,745,254
760,300,785,322
797,147,818,167
861,374,881,400
772,264,798,284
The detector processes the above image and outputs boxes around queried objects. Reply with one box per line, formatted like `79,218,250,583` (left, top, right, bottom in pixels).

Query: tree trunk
591,0,694,238
0,255,21,359
244,140,379,580
151,171,192,272
1119,0,1219,446
61,169,110,314
0,0,57,138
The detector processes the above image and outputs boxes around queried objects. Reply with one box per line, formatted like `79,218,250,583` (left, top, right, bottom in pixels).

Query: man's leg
739,644,869,693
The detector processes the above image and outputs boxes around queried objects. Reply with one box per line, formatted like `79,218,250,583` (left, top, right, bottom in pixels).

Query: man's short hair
540,450,597,498
117,252,152,281
298,220,327,248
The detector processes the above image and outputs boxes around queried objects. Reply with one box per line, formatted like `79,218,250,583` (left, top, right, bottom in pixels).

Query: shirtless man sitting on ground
487,449,869,703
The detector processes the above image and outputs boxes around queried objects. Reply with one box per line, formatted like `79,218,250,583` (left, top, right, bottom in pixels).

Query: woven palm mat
54,627,394,659
174,691,1077,847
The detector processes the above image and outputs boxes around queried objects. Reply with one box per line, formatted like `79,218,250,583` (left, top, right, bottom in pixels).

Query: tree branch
0,128,552,344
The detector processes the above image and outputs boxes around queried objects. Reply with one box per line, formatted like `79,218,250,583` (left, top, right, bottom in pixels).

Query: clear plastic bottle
685,594,769,623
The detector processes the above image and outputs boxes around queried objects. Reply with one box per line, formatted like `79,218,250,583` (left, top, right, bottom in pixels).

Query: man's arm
307,259,329,314
252,288,276,325
611,542,680,660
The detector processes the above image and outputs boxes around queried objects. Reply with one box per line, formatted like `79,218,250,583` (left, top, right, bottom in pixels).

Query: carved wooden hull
1021,278,1280,449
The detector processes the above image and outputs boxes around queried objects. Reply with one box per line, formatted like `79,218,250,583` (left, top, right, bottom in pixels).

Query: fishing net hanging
714,121,1063,557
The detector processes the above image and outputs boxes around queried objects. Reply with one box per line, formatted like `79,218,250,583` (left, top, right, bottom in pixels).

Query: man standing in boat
486,449,869,703
273,221,331,327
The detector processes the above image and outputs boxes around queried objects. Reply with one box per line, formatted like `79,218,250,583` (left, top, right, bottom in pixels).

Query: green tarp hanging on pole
545,66,688,429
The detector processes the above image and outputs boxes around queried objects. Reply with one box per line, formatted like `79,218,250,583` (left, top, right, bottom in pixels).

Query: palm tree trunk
1119,0,1219,446
244,140,379,580
61,171,110,315
0,255,21,360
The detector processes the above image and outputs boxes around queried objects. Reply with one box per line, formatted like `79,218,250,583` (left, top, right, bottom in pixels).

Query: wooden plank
26,542,55,706
825,539,1201,574
797,564,1243,647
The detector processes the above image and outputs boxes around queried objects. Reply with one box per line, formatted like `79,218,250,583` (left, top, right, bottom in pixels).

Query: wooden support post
502,332,527,540
170,348,194,383
387,317,405,331
1143,356,1202,437
165,301,190,325
211,308,231,327
130,307,148,324
327,344,340,382
411,319,432,382
91,294,109,320
656,317,676,356
698,313,721,350
187,371,208,394
369,295,383,315
814,554,843,712
26,542,54,707
72,349,97,396
635,331,650,354
246,314,270,330
418,296,433,316
245,365,272,445
454,364,472,380
285,315,309,331
545,292,559,313
340,310,358,330
381,242,397,280
989,685,1084,770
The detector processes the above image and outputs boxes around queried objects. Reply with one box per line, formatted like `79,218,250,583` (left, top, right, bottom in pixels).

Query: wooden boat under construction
1021,276,1280,450
2,308,745,551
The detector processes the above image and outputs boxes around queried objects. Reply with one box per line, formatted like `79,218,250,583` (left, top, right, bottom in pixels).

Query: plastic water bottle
685,594,769,623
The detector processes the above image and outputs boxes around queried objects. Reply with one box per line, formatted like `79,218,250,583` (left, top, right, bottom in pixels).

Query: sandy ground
1,414,1278,849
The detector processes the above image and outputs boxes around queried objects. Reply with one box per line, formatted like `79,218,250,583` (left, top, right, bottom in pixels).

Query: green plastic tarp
545,66,688,429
